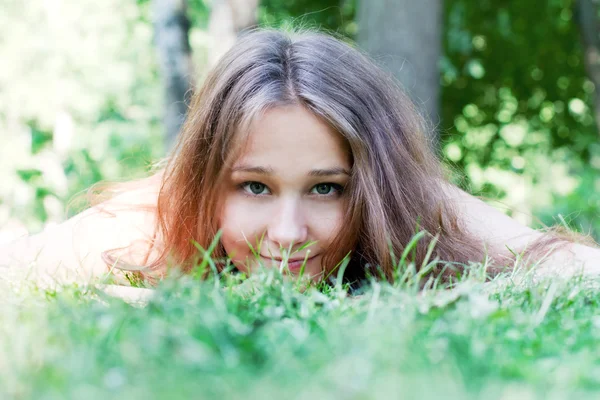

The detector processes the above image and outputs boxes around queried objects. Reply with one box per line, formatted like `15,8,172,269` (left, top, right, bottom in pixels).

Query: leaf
16,169,43,183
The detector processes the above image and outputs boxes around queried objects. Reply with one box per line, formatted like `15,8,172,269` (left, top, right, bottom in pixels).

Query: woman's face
218,105,351,280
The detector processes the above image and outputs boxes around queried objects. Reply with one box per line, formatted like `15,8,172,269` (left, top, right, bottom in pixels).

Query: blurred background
2,0,600,245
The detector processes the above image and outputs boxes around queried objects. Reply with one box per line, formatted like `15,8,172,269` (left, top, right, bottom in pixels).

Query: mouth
259,254,317,271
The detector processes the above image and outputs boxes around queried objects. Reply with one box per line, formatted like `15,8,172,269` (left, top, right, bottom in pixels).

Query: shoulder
1,182,164,286
67,186,163,278
440,182,542,258
25,186,163,285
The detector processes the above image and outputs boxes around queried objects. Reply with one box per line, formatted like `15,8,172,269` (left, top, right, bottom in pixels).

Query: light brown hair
78,28,577,284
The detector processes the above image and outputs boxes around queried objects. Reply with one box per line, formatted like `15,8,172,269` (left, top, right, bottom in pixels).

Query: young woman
2,28,599,287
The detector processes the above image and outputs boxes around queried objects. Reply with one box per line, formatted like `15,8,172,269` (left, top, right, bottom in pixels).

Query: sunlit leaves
442,0,600,235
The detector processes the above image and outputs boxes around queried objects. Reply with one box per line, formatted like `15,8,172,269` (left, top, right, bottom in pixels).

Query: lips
259,254,317,271
260,255,316,262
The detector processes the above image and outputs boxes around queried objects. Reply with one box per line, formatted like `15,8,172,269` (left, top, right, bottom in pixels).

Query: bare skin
0,186,161,287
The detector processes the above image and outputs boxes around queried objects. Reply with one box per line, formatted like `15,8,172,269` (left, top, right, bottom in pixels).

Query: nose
267,196,308,251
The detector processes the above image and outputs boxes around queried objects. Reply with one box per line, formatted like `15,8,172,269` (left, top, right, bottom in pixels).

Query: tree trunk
357,0,442,145
208,0,259,66
578,0,600,137
152,0,194,152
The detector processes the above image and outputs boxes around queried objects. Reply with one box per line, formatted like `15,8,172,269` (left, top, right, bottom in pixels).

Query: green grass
2,258,600,399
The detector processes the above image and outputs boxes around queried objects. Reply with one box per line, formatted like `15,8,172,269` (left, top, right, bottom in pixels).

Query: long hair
84,28,569,283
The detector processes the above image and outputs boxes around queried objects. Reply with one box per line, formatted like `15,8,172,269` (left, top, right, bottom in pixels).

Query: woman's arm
443,183,600,276
0,186,161,286
0,222,91,284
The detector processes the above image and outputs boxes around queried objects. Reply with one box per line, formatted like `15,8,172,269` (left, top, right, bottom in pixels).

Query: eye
239,181,343,196
241,181,270,195
311,183,343,196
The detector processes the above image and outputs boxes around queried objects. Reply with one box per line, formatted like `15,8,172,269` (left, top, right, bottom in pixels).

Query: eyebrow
231,165,351,177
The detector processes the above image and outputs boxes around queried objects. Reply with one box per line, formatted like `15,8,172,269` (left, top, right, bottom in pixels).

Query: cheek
218,194,267,267
217,192,347,274
309,202,345,245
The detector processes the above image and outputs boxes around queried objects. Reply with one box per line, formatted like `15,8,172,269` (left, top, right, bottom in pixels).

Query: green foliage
441,0,600,236
259,0,357,37
187,0,211,28
2,0,600,240
29,121,54,155
0,0,163,232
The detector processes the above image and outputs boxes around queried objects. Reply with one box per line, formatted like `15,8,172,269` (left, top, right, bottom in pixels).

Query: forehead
234,105,351,170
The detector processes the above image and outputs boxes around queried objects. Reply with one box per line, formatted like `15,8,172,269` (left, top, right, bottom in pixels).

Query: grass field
2,259,600,400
